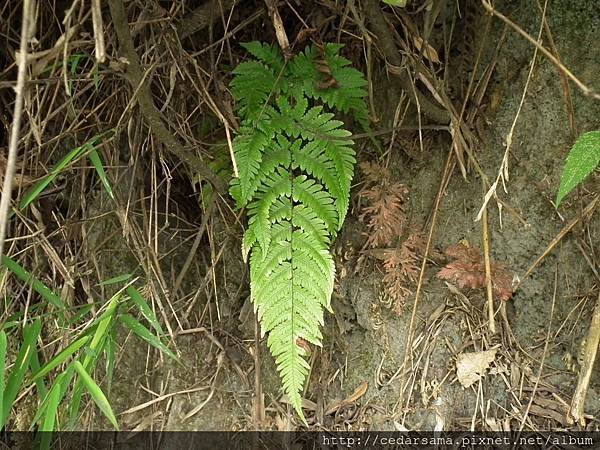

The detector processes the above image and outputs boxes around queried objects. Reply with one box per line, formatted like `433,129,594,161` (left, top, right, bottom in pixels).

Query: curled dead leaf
456,349,498,388
412,36,440,64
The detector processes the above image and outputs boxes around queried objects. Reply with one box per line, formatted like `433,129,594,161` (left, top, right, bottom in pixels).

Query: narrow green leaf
32,335,91,380
556,131,600,207
83,295,120,370
40,61,59,76
1,321,20,332
69,54,85,75
20,146,86,210
67,304,94,325
37,430,55,450
35,385,61,450
68,295,119,427
98,273,131,286
40,386,60,432
20,132,111,210
88,149,115,199
92,66,100,92
0,330,7,427
126,286,164,336
72,361,119,430
29,347,47,398
104,327,117,394
2,319,42,425
30,366,75,428
2,256,65,310
381,0,407,5
119,314,177,360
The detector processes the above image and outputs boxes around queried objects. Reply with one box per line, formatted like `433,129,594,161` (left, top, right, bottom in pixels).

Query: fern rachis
230,41,368,422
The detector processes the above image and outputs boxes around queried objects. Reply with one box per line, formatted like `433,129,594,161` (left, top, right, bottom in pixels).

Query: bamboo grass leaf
72,361,119,430
0,330,6,426
37,384,61,450
2,319,42,425
98,273,132,286
88,149,115,199
119,314,177,361
40,386,60,432
32,335,91,380
2,256,65,311
20,131,113,210
104,327,117,393
30,366,75,428
126,286,164,336
68,295,119,427
28,347,47,398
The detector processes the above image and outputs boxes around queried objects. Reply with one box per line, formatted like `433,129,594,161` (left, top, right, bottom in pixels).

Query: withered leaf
437,243,513,301
456,349,498,388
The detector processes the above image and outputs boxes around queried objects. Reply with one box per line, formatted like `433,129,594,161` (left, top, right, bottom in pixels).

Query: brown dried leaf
412,36,440,64
456,349,498,388
437,242,514,301
324,381,369,416
359,161,391,181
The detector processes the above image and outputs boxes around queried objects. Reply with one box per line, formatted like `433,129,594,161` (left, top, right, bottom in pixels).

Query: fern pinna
230,42,368,422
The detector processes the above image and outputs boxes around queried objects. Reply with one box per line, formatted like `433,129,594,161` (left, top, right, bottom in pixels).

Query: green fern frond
292,175,338,233
229,127,270,207
291,109,356,227
230,42,367,423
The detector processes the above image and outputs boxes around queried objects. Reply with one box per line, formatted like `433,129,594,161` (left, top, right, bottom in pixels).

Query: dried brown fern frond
437,242,513,301
381,232,426,315
357,161,423,315
358,162,409,249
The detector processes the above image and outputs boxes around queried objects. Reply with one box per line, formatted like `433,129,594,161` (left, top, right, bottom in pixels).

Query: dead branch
264,0,291,60
107,0,226,193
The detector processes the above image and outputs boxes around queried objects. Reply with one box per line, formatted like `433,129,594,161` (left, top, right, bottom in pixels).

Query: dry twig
481,0,600,101
476,0,548,222
569,290,600,425
0,0,33,259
